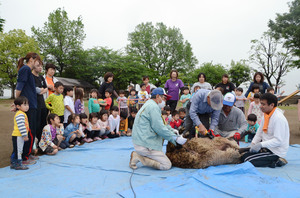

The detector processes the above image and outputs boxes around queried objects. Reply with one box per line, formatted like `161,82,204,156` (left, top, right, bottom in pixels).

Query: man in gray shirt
214,92,248,141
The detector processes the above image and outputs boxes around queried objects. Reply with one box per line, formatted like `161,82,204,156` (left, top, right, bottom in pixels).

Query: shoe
126,133,132,137
22,159,36,165
121,132,126,136
29,155,39,160
94,137,102,141
129,151,160,170
129,151,140,169
86,138,93,143
14,164,29,170
75,141,81,145
69,144,75,148
82,138,88,142
102,136,109,139
276,157,288,167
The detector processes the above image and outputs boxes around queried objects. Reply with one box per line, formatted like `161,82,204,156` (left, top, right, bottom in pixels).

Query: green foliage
31,8,85,76
195,62,227,87
268,0,300,67
126,22,198,87
0,29,40,98
228,60,251,87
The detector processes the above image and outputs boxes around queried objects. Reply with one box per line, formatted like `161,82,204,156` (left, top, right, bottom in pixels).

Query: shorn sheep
166,137,242,169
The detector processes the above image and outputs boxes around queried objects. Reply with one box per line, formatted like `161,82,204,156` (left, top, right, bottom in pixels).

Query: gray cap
208,90,223,110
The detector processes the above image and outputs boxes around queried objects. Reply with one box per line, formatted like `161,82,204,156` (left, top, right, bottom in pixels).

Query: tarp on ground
0,137,299,197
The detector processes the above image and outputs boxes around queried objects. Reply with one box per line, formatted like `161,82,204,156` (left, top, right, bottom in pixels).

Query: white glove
250,142,262,153
176,135,187,145
173,129,179,136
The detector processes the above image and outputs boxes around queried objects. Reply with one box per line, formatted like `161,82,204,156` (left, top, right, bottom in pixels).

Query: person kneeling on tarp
129,88,187,170
242,93,289,168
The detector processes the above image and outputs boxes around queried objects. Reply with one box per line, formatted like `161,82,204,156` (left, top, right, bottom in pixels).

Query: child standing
10,96,30,170
88,89,100,114
97,109,110,139
74,88,85,114
45,81,65,123
39,114,66,155
128,89,138,113
138,83,149,109
64,86,75,128
248,93,263,124
88,113,102,141
108,106,121,138
127,107,137,136
245,114,260,143
116,90,128,115
64,114,85,147
235,87,247,113
170,110,182,130
247,84,260,102
79,113,93,143
180,86,191,108
100,88,113,111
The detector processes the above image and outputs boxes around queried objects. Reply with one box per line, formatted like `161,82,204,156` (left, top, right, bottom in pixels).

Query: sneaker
14,164,29,170
82,138,88,142
86,138,93,143
29,155,39,160
276,157,288,167
126,133,132,137
22,159,36,165
69,144,75,148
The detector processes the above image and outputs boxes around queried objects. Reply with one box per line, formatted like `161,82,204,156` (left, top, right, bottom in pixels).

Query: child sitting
45,81,65,123
170,110,182,130
39,114,66,155
180,86,191,108
63,86,75,128
128,89,138,113
88,112,102,141
108,106,121,138
117,90,128,115
10,96,30,170
119,111,129,136
245,114,260,143
64,114,85,147
248,93,263,124
79,113,93,143
178,108,186,126
127,107,137,135
138,83,149,109
162,110,169,124
247,84,260,102
88,89,100,114
235,87,247,113
191,85,201,97
97,109,110,139
163,105,172,123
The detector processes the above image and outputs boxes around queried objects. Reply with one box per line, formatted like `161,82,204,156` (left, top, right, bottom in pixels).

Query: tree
0,29,40,98
31,8,85,76
249,31,294,93
193,62,227,87
228,60,251,87
0,18,4,32
268,0,300,67
126,22,198,86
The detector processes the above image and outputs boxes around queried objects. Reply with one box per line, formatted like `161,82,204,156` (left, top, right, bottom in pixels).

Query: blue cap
151,88,172,100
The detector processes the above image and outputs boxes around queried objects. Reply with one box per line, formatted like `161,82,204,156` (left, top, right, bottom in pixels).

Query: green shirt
88,98,100,113
132,99,176,151
45,93,64,116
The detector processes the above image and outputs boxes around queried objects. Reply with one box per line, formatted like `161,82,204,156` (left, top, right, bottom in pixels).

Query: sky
1,0,299,95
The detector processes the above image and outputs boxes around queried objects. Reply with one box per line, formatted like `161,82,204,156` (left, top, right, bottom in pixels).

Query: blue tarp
0,137,299,197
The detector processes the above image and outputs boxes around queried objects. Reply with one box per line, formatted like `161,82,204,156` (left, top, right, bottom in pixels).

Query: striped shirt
12,110,29,137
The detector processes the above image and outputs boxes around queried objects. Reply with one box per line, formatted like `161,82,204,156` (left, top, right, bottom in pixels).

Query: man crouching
129,88,187,170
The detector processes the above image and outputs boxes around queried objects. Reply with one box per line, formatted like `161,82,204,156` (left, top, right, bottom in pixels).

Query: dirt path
0,100,299,168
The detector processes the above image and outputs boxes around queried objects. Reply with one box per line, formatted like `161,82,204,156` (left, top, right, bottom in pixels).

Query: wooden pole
278,90,300,104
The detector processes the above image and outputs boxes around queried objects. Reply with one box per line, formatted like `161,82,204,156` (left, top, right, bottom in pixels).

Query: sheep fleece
166,137,242,169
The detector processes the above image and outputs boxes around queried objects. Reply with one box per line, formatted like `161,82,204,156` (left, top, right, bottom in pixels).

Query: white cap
209,90,223,110
223,92,236,107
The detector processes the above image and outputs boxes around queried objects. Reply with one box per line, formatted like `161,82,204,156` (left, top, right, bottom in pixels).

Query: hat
151,88,172,100
223,92,236,107
208,90,223,110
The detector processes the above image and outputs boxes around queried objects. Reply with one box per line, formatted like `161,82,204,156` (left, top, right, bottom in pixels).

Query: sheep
166,137,242,169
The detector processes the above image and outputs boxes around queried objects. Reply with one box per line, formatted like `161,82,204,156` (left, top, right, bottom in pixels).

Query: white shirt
252,108,290,158
108,115,120,133
63,96,75,124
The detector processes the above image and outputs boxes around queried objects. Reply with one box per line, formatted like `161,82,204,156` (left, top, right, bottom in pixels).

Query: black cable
129,169,136,198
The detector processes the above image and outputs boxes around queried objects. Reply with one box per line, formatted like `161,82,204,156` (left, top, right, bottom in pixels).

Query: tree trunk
11,85,16,99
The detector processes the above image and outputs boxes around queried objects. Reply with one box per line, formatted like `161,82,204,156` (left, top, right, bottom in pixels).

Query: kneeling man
242,93,289,167
129,88,187,170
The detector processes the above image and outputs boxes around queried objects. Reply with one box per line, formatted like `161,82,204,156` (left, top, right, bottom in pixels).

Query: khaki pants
134,144,172,170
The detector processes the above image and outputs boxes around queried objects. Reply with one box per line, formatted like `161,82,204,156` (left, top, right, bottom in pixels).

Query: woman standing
15,52,42,164
215,74,235,95
43,63,58,99
190,73,212,93
98,72,118,109
244,72,270,97
164,69,184,112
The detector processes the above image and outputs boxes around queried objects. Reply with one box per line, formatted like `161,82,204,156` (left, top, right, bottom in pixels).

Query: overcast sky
1,0,299,94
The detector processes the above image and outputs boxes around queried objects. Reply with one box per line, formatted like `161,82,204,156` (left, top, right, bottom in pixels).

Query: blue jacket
132,99,176,151
244,82,270,97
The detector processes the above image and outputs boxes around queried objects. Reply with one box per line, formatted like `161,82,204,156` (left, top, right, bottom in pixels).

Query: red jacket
170,119,182,129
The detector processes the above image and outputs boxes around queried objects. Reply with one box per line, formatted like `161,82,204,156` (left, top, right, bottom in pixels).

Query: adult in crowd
15,52,41,164
214,93,248,140
129,88,187,170
98,72,118,109
32,61,48,142
188,89,223,139
215,74,235,95
43,63,58,99
191,72,212,94
244,72,269,97
242,93,289,168
164,69,184,112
